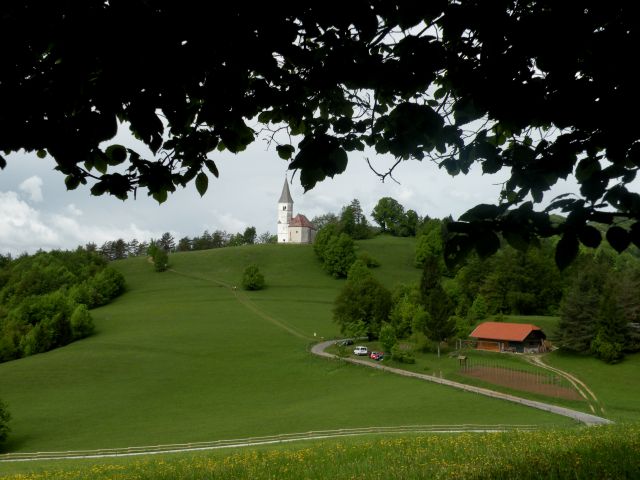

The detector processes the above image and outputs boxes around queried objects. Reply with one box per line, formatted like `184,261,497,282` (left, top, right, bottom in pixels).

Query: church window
283,206,286,210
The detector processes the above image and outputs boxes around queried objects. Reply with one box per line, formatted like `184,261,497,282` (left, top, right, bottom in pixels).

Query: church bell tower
277,178,293,242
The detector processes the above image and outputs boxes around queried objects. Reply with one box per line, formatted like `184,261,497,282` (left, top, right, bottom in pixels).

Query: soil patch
461,366,582,401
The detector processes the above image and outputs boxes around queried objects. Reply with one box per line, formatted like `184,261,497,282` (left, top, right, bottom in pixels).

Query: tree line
93,226,275,262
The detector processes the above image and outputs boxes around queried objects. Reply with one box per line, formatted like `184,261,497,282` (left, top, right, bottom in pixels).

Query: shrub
358,252,380,268
590,332,624,364
242,264,265,291
391,344,416,364
70,304,95,339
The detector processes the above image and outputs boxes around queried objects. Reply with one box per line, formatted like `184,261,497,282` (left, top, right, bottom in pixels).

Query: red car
370,351,384,361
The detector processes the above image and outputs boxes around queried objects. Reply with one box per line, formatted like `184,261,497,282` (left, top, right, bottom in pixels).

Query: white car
353,346,368,356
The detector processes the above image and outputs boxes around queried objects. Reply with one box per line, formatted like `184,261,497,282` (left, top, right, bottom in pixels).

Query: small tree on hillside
0,399,10,448
323,233,356,278
371,197,405,234
153,248,169,272
241,264,265,291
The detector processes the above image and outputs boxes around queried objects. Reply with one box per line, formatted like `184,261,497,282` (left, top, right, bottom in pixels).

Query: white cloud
18,175,44,202
215,212,247,233
0,191,58,253
0,190,162,254
66,203,83,216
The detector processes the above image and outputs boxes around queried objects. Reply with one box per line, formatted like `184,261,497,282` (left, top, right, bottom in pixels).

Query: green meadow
0,237,574,460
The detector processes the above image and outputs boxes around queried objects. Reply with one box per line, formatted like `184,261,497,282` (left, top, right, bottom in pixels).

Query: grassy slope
545,351,640,422
0,237,572,455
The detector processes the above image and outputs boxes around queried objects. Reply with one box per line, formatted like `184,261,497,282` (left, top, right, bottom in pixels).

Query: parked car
353,346,368,356
370,351,384,361
338,338,354,346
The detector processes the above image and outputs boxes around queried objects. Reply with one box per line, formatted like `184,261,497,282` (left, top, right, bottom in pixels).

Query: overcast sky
0,124,583,255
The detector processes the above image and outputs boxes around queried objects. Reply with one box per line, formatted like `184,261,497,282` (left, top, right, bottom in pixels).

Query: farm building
468,322,547,354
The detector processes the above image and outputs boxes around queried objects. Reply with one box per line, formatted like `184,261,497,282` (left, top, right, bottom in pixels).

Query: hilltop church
277,179,316,244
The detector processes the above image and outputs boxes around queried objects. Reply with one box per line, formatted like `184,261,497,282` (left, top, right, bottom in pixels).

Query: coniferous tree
420,255,455,357
557,261,604,353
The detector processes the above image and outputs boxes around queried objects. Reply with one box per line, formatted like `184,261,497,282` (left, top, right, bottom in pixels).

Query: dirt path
169,268,312,341
525,355,605,416
311,341,612,426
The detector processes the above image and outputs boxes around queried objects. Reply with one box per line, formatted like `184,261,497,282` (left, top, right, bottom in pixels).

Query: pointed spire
278,177,293,204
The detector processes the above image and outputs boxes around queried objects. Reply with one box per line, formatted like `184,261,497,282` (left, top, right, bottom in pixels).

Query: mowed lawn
0,237,574,454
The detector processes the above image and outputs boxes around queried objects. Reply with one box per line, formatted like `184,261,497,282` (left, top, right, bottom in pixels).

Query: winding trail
311,340,612,427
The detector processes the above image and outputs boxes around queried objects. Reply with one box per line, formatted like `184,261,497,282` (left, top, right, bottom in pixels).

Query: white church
277,179,316,244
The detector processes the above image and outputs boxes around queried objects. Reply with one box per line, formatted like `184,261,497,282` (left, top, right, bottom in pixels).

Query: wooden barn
468,322,547,353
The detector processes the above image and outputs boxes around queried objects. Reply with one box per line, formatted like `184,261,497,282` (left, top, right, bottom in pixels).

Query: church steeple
277,177,294,243
278,177,293,204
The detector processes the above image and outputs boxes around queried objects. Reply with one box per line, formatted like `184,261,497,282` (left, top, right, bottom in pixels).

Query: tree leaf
195,172,208,196
36,149,47,159
204,159,219,178
555,234,579,271
474,230,500,258
606,226,630,253
443,234,473,270
276,144,295,160
105,145,128,165
630,222,640,249
578,225,601,248
0,154,6,169
152,189,168,204
459,204,502,222
65,175,81,190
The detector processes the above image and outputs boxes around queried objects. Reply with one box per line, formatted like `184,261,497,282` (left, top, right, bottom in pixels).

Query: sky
0,124,582,255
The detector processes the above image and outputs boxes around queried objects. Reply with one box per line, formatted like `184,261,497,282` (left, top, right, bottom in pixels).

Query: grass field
0,237,574,460
2,425,639,479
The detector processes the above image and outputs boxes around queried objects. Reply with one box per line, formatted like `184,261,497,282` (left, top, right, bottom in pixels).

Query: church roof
278,178,293,204
289,214,315,229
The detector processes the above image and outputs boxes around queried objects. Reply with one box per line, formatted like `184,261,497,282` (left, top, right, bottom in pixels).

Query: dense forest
0,249,125,363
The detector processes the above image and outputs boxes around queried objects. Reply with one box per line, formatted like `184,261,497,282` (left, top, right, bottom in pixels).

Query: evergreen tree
557,259,606,354
158,232,176,252
420,255,455,357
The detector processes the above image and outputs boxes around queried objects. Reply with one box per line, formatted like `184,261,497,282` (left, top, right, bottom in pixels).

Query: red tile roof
289,214,315,229
469,322,544,342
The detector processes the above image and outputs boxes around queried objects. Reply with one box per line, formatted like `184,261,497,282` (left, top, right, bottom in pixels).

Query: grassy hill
0,236,574,456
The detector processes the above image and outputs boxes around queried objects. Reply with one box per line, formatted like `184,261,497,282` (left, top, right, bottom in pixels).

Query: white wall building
277,179,316,244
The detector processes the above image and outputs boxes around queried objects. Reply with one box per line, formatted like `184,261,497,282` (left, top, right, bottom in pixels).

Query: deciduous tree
371,197,405,234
